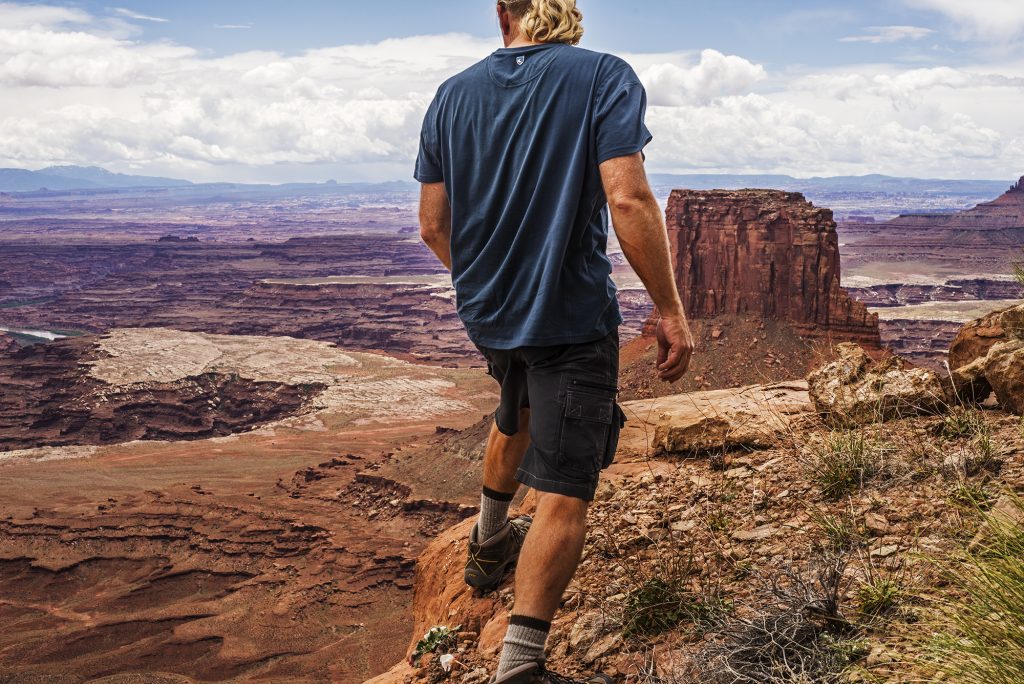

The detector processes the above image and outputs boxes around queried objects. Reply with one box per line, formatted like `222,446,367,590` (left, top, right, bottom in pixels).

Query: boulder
984,340,1024,415
949,303,1024,370
807,343,949,427
615,382,813,456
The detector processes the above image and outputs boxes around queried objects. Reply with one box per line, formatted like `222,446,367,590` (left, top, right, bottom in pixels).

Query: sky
0,0,1022,183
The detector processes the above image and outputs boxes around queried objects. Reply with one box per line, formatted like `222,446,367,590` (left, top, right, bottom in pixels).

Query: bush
921,495,1024,684
940,407,987,440
623,577,729,638
805,430,889,500
696,555,862,684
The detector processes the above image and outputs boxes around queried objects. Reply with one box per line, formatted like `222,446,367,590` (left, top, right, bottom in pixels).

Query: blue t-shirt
415,42,652,349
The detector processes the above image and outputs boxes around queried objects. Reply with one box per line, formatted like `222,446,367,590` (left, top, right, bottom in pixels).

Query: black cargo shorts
476,330,627,501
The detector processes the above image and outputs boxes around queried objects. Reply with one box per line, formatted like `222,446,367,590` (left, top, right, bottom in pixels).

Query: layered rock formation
621,191,881,399
0,335,318,452
0,327,498,682
884,175,1024,233
0,332,16,354
648,190,880,346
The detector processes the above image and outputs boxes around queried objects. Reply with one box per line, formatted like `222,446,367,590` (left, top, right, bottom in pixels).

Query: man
416,1,693,682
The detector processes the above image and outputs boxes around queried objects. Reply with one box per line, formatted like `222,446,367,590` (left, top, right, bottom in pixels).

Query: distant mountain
0,165,192,192
0,168,103,192
38,166,192,189
648,173,1010,196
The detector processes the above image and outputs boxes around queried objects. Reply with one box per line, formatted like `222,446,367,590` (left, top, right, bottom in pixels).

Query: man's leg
479,409,531,539
496,491,588,675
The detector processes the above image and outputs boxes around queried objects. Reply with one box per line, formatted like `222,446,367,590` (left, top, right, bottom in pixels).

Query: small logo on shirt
516,56,525,66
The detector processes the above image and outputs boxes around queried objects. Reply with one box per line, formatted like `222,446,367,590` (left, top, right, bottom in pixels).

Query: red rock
644,190,880,347
949,303,1024,370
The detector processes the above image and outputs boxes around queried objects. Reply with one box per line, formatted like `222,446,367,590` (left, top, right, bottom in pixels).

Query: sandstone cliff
648,189,880,346
621,190,881,400
883,175,1024,233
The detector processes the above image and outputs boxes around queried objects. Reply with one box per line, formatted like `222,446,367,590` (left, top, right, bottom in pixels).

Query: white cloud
214,24,252,30
905,0,1024,41
0,2,89,29
797,66,1024,108
0,2,1020,181
638,49,766,106
840,26,934,43
111,7,169,23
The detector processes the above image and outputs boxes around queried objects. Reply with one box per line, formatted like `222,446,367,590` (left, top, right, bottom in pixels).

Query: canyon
0,177,1022,683
0,328,496,682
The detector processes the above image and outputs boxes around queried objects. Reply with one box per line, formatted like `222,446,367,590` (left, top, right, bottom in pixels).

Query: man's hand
655,314,694,383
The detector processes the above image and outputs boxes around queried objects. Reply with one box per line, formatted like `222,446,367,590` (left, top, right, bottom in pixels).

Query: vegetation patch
623,577,730,639
920,496,1024,684
803,430,891,500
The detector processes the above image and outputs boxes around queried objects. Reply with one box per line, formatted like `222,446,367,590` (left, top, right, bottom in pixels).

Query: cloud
797,66,1024,108
214,24,252,30
0,2,89,28
111,7,169,23
638,49,766,106
905,0,1024,41
840,25,934,43
0,2,1020,181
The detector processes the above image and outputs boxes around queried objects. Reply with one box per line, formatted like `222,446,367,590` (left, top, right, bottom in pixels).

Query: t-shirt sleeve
594,66,653,165
414,97,444,183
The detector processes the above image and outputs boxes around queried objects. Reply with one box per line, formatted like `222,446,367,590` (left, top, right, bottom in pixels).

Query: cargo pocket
557,378,618,476
603,404,627,470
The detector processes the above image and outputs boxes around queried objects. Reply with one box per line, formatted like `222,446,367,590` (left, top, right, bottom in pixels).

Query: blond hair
500,0,584,46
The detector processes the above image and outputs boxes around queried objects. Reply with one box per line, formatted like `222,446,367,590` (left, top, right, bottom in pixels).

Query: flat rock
616,382,813,457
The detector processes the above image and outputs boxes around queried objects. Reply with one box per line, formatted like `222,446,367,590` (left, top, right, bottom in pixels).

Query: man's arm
600,153,693,383
419,182,452,271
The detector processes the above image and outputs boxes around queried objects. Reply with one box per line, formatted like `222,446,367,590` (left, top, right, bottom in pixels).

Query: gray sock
479,486,515,540
497,616,550,676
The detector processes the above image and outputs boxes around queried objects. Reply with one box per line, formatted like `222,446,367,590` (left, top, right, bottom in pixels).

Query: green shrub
922,495,1024,684
941,407,987,440
810,508,865,552
806,430,888,500
623,577,729,638
857,576,903,618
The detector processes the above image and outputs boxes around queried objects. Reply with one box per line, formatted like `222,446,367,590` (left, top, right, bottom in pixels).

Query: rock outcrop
884,175,1024,233
949,303,1024,370
948,303,1024,415
647,190,881,346
807,343,949,426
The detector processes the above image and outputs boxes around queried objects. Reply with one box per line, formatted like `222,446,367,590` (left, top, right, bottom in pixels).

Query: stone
583,633,622,665
949,302,1024,370
807,343,949,427
644,190,880,346
732,525,778,542
616,382,813,457
982,340,1024,415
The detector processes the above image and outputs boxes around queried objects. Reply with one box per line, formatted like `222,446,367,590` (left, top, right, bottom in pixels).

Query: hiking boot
464,515,532,590
491,660,613,684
